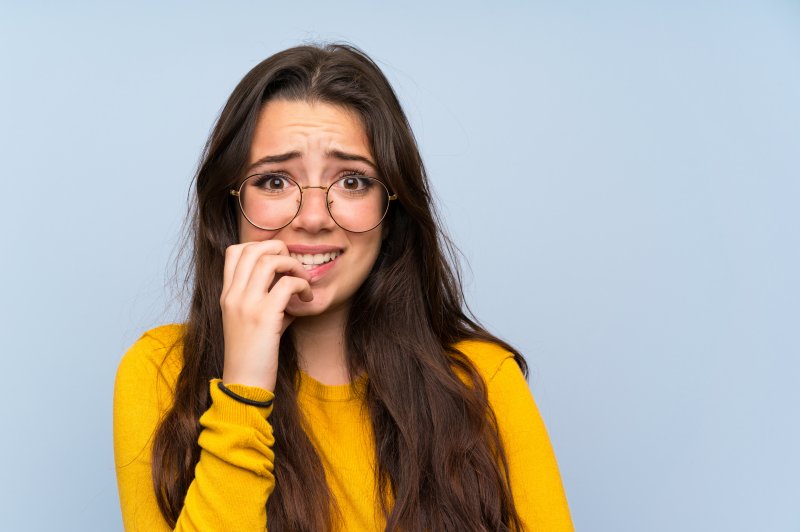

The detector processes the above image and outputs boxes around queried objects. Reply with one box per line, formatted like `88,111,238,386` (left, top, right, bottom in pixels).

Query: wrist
216,380,274,407
222,371,276,392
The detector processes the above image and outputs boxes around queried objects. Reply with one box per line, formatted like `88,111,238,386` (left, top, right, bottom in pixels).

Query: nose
291,185,336,232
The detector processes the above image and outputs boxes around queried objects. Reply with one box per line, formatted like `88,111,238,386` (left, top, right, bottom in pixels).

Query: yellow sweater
113,324,573,531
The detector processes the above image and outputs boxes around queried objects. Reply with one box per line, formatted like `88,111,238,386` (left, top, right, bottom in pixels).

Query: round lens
238,174,301,230
327,176,390,232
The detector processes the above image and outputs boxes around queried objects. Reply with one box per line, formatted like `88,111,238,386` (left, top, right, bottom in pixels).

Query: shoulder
113,323,186,470
115,323,186,406
451,338,523,385
118,323,185,372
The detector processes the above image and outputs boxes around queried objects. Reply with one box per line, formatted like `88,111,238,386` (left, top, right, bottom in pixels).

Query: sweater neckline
297,369,368,402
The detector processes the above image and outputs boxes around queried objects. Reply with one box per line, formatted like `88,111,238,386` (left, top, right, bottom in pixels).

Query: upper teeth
290,251,340,266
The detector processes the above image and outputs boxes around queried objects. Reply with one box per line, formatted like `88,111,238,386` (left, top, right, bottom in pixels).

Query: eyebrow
246,149,377,173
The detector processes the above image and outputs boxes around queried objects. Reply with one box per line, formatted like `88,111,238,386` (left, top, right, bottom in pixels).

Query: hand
219,239,313,391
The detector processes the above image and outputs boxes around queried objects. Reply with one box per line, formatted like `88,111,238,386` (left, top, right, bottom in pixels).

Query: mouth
289,250,342,271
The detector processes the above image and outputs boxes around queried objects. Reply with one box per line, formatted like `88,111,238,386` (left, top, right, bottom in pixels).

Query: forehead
249,99,371,159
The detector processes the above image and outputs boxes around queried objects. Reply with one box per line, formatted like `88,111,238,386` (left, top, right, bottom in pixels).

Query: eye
252,173,292,192
338,176,371,191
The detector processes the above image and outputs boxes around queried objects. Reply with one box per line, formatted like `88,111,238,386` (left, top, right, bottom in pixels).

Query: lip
306,253,340,283
286,244,344,284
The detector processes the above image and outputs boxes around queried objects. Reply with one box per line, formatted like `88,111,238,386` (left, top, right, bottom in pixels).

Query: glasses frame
230,173,398,233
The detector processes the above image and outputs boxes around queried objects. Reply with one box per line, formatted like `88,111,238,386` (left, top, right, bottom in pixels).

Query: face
239,99,384,318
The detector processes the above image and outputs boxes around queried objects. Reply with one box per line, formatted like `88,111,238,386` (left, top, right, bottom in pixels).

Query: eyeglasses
230,173,398,233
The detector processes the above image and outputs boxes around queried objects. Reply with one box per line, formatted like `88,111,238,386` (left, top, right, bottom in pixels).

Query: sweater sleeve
487,356,574,532
113,331,276,531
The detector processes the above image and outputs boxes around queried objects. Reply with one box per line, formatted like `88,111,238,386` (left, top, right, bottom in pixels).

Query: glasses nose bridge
298,184,331,205
300,184,329,193
295,183,333,226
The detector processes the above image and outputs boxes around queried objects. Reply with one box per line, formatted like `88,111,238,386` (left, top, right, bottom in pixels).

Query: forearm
170,379,276,531
115,341,277,532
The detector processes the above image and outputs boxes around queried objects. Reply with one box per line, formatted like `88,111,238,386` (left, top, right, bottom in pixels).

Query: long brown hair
152,42,528,531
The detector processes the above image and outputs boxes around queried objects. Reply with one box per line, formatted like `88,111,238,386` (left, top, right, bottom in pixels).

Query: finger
244,254,310,301
222,243,246,297
228,240,290,296
263,276,314,314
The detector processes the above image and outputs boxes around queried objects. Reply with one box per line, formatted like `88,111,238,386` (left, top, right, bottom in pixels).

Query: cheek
352,236,383,281
238,214,280,243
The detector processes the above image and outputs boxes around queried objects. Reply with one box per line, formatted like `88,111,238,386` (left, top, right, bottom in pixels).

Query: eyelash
339,168,368,178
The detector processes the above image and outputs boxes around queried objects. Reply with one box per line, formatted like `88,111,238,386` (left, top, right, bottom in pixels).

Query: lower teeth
303,262,330,270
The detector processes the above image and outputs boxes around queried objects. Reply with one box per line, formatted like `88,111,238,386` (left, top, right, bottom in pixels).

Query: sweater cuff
209,378,275,419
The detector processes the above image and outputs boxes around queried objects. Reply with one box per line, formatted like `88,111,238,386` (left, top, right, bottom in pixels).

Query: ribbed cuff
209,378,275,419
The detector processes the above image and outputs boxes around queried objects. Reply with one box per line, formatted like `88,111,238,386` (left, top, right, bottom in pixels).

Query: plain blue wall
1,2,797,530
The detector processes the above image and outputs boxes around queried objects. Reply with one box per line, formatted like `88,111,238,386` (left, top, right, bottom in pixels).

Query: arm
113,332,276,531
114,240,311,530
487,357,574,532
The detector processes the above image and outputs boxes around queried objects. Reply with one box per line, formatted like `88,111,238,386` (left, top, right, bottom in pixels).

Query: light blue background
1,1,797,531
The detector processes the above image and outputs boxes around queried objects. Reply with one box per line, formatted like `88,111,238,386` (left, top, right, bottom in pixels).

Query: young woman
113,43,573,531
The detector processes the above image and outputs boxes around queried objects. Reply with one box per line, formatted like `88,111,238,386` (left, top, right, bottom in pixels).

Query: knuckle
256,253,275,267
240,243,257,257
219,291,234,305
272,276,291,290
262,238,284,252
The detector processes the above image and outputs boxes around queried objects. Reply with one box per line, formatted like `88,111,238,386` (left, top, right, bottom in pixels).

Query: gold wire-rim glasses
230,173,398,234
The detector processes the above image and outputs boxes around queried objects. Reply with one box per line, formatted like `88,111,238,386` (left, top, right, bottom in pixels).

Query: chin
285,301,322,317
285,292,338,318
286,305,324,318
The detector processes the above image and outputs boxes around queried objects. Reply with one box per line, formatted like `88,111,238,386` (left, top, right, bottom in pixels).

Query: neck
290,304,352,386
